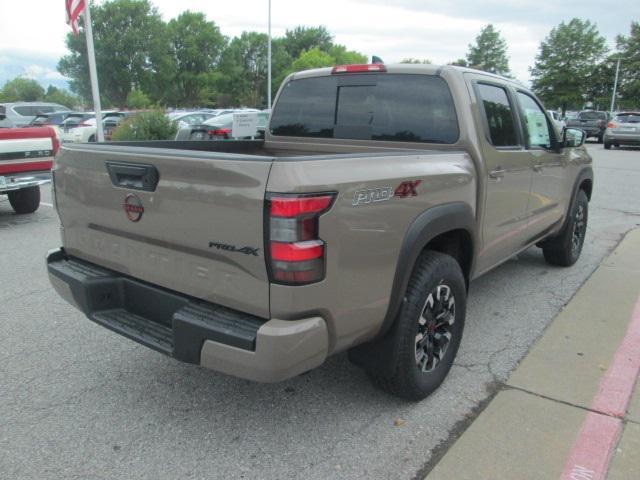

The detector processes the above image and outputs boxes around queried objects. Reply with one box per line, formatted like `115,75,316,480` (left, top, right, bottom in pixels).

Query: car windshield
579,111,607,120
615,113,640,124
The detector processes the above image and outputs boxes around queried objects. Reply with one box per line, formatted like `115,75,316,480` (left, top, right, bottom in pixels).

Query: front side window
517,92,552,149
476,83,519,147
270,74,459,144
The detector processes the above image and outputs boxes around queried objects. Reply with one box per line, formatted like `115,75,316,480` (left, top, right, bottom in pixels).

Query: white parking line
41,202,53,207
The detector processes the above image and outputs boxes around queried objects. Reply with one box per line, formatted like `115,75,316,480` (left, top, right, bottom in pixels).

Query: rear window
615,113,640,123
579,111,607,120
13,106,35,116
270,74,459,144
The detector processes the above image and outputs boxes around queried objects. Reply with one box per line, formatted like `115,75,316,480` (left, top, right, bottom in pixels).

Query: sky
0,0,637,92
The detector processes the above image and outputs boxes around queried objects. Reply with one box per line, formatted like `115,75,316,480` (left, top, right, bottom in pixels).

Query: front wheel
604,141,612,150
542,189,588,266
366,251,466,401
8,186,40,214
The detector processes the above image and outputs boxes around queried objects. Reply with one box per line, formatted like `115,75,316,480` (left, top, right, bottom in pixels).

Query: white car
60,111,124,143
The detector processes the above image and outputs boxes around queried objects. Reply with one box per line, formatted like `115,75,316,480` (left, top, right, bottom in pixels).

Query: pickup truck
47,64,593,400
566,110,609,143
1,107,58,214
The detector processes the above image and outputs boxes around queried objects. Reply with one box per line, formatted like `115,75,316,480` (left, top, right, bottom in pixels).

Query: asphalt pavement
2,143,640,480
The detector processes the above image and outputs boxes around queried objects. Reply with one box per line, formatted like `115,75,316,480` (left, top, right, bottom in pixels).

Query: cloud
0,48,69,90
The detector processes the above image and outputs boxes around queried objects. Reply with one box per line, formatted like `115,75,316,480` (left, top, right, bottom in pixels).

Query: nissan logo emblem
123,193,144,222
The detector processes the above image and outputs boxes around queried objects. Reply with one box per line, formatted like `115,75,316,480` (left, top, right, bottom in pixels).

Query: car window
615,114,640,123
13,106,33,116
270,74,459,144
516,92,552,149
579,111,607,120
476,84,519,147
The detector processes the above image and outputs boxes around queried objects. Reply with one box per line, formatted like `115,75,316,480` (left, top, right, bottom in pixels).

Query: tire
365,251,466,401
8,186,40,214
88,134,96,142
542,189,588,267
604,142,612,150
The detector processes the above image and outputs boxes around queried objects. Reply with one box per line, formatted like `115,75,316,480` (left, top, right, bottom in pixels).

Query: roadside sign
232,112,259,138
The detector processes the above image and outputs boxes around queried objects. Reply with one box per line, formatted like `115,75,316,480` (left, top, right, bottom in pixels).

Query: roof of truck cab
290,63,522,85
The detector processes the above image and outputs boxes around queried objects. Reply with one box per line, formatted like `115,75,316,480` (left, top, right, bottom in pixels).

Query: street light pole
267,0,272,109
610,58,620,114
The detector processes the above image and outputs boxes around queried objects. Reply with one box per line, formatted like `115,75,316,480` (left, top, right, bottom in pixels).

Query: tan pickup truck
47,64,593,400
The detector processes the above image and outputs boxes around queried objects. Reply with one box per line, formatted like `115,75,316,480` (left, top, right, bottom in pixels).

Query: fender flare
377,201,477,338
549,167,594,240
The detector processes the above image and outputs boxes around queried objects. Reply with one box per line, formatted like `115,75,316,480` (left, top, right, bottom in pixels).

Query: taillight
607,122,617,129
266,193,335,285
50,129,60,156
208,128,231,137
331,64,386,74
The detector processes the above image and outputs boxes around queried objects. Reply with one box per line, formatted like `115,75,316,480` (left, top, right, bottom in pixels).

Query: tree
283,26,333,59
58,0,171,107
0,77,45,102
450,58,468,67
167,11,226,106
328,45,367,65
111,110,177,140
44,85,81,109
126,89,151,109
466,24,511,76
530,19,608,114
290,48,335,71
216,32,269,107
616,22,640,109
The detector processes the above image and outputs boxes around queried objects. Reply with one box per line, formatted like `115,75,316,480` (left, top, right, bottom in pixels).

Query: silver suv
0,102,69,127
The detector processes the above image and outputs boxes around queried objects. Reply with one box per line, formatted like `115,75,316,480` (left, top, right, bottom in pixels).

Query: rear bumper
0,170,50,193
47,248,328,382
604,132,640,145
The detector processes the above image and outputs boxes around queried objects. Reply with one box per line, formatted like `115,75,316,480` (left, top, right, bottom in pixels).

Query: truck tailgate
54,144,273,318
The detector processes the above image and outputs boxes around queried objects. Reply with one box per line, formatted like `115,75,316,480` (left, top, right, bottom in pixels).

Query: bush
111,110,177,141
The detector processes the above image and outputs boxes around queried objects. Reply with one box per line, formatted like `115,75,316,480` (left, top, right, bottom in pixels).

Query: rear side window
270,74,459,144
476,83,519,147
615,113,640,123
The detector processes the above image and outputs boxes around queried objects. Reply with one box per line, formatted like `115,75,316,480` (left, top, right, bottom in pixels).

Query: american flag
65,0,85,35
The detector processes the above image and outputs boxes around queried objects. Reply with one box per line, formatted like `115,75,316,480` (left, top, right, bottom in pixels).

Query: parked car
167,111,216,129
176,111,268,140
61,111,127,143
0,102,69,127
0,109,58,213
0,105,12,128
566,110,609,143
604,112,640,149
48,63,592,400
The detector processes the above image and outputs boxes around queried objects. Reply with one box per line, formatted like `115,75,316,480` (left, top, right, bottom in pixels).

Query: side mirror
563,127,585,148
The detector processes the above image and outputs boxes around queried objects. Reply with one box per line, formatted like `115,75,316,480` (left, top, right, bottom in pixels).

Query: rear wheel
88,134,96,142
365,251,466,401
8,186,40,214
542,189,588,267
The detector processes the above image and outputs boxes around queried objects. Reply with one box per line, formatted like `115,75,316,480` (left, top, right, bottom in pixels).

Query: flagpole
267,0,272,109
82,2,104,142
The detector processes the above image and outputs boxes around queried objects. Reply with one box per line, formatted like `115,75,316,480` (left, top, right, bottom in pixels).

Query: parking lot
2,143,640,480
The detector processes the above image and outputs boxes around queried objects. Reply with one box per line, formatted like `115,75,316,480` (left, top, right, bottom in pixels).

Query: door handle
489,168,506,179
106,162,159,192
